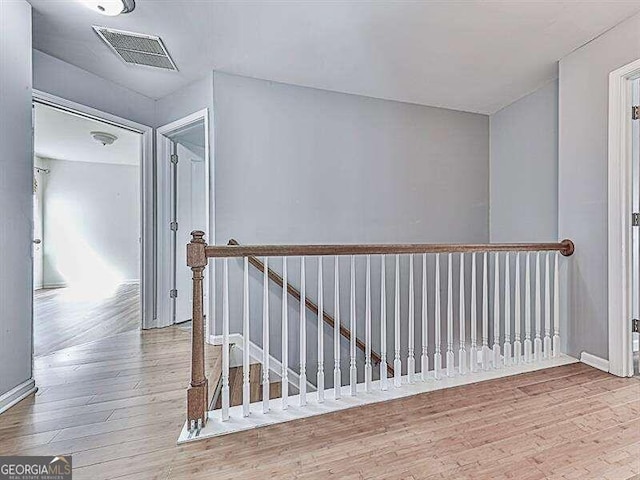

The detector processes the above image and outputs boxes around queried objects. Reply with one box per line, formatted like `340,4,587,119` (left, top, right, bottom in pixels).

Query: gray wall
41,159,141,287
558,12,640,359
213,72,489,245
0,0,33,400
490,80,559,242
155,74,214,130
33,50,156,127
212,72,489,385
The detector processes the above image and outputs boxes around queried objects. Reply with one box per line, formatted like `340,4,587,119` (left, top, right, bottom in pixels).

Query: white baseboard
580,351,610,372
41,280,140,289
209,334,244,347
0,379,37,415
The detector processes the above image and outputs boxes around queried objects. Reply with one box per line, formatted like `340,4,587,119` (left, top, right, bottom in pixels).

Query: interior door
33,192,43,289
175,143,207,324
633,78,639,374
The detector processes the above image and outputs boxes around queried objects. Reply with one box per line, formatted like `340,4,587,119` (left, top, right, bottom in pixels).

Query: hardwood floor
0,325,638,480
34,284,140,357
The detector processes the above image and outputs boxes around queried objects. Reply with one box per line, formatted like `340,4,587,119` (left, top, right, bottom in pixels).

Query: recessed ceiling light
80,0,135,16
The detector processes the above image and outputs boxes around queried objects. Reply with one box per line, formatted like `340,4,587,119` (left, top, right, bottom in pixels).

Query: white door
175,143,207,324
633,78,639,373
33,185,44,290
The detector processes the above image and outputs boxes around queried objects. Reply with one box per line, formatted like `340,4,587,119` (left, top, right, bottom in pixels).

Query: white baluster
408,255,415,383
503,253,511,367
262,258,270,413
350,256,357,396
365,255,372,392
434,253,442,380
317,257,325,402
281,258,289,409
514,253,522,364
380,256,388,391
334,256,341,399
447,253,455,377
544,253,551,359
482,252,490,371
242,257,250,417
299,257,307,406
394,255,402,387
222,258,230,421
492,253,501,369
421,254,429,381
459,253,467,375
524,253,532,363
470,253,478,373
534,252,542,362
553,252,560,357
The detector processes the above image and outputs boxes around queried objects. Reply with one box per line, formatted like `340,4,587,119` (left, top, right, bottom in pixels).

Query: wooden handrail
207,239,575,259
228,239,394,377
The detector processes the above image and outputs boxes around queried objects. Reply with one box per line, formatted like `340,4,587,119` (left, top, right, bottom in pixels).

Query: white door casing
607,58,640,377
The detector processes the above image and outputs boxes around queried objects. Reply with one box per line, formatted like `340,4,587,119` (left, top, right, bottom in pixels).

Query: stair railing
228,238,393,377
186,232,574,433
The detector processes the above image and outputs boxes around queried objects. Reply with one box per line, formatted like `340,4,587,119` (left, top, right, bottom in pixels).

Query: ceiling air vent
93,26,178,71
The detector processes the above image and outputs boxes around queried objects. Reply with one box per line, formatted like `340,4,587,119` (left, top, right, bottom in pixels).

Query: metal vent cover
93,26,178,71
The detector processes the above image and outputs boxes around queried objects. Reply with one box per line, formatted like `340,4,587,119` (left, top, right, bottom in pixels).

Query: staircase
213,363,284,409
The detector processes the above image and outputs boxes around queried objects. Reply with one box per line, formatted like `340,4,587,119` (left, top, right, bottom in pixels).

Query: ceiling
29,1,640,114
34,103,141,166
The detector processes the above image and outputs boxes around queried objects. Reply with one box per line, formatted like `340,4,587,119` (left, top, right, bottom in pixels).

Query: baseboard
580,351,610,372
209,334,244,347
0,379,37,415
41,280,140,289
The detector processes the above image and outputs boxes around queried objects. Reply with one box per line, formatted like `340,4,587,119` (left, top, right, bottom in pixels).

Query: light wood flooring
1,326,639,479
34,284,140,357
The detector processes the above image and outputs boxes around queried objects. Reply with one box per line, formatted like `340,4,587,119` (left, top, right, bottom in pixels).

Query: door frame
607,58,640,377
32,90,156,329
156,109,213,331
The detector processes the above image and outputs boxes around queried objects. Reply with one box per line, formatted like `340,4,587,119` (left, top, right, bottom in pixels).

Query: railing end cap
560,239,575,257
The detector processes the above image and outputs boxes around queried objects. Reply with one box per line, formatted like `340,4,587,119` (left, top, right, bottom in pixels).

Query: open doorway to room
157,110,211,331
32,102,143,356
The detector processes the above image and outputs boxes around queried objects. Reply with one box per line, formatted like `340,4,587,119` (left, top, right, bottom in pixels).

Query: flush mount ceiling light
80,0,135,16
91,131,118,146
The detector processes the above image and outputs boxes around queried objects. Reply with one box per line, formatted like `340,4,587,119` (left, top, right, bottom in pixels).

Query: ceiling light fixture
80,0,135,16
91,131,118,146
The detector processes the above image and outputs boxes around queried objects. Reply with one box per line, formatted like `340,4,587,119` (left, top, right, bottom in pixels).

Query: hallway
0,325,637,479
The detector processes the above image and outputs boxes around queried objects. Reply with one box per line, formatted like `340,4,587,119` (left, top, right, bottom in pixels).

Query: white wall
41,159,140,289
490,80,559,242
0,0,34,406
33,50,156,127
559,12,640,359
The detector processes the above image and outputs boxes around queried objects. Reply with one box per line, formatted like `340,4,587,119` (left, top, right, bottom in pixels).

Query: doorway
608,58,640,377
157,110,211,330
31,96,149,356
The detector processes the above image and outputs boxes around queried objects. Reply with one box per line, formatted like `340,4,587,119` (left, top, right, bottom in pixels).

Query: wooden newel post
187,230,208,430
